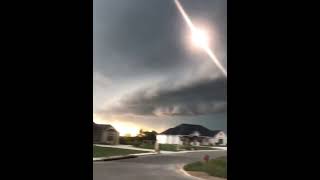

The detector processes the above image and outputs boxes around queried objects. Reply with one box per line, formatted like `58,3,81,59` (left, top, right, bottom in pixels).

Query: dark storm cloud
94,0,187,78
94,0,227,132
94,0,227,79
101,77,227,116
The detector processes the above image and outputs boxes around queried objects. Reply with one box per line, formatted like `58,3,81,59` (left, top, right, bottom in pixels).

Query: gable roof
160,124,222,137
93,122,116,131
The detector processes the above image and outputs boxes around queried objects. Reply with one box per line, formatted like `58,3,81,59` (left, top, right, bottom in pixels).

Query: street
93,150,227,180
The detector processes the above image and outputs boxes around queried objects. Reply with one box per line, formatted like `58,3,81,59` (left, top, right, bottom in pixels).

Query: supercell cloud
102,77,227,116
94,0,227,132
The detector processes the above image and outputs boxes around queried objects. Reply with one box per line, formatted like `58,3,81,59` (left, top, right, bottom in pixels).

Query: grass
133,143,180,151
178,145,218,151
134,143,218,151
159,144,180,151
135,143,154,149
194,146,217,150
93,145,148,157
184,156,227,178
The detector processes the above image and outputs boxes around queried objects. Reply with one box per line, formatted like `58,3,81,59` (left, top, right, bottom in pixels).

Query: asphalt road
93,150,227,180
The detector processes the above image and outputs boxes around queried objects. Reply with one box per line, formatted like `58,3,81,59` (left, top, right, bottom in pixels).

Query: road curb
93,152,160,162
178,162,227,180
178,164,203,180
160,149,226,154
131,152,158,156
93,155,137,161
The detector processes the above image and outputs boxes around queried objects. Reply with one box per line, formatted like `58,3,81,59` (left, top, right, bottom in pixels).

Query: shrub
132,141,142,147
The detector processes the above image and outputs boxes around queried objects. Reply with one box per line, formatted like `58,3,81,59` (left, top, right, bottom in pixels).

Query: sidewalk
212,147,227,151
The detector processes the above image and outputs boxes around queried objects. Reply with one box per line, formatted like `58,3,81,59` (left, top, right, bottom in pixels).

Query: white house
156,124,227,146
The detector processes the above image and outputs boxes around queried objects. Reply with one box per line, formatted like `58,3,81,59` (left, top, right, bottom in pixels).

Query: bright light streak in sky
174,0,227,77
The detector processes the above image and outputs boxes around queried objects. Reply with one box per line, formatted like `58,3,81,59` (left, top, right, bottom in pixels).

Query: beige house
93,122,119,145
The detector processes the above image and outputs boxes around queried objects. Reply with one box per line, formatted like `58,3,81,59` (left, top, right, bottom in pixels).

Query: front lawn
184,156,227,178
135,143,154,150
134,143,219,151
194,146,218,150
134,143,180,151
159,144,180,151
179,145,218,151
93,145,148,157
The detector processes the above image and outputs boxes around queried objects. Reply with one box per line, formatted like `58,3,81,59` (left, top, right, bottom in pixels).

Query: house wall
105,130,119,145
201,138,210,146
93,128,104,143
157,131,227,146
209,131,227,145
156,135,182,145
93,128,119,145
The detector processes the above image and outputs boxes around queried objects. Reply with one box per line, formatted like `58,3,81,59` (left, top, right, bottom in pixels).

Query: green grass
184,156,227,178
178,145,218,151
134,143,218,151
194,146,217,150
135,143,154,149
159,144,180,151
133,143,180,151
93,145,148,157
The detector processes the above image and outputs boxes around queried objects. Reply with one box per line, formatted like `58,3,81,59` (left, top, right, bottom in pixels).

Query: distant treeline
120,130,157,145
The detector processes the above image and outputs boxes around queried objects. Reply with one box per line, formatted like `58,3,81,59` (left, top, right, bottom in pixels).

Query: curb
160,149,226,154
93,152,160,161
178,164,203,180
131,152,158,156
93,155,137,161
178,164,227,180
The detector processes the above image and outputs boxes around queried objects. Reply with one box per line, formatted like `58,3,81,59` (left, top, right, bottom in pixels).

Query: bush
119,136,135,145
132,141,142,147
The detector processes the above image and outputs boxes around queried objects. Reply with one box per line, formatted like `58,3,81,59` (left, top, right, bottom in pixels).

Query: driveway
93,150,227,180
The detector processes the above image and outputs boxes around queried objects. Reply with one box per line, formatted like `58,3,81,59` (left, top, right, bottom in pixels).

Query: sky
93,0,227,136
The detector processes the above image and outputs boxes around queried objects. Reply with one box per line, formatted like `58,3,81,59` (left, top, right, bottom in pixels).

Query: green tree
143,131,157,141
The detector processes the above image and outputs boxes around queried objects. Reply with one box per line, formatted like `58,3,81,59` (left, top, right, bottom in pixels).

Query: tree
143,131,157,141
137,129,144,137
137,130,157,141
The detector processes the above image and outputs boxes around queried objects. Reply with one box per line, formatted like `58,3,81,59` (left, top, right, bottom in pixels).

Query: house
156,124,227,146
93,122,119,145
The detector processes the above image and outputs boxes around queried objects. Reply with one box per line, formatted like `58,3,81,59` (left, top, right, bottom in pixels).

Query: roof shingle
160,124,221,137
